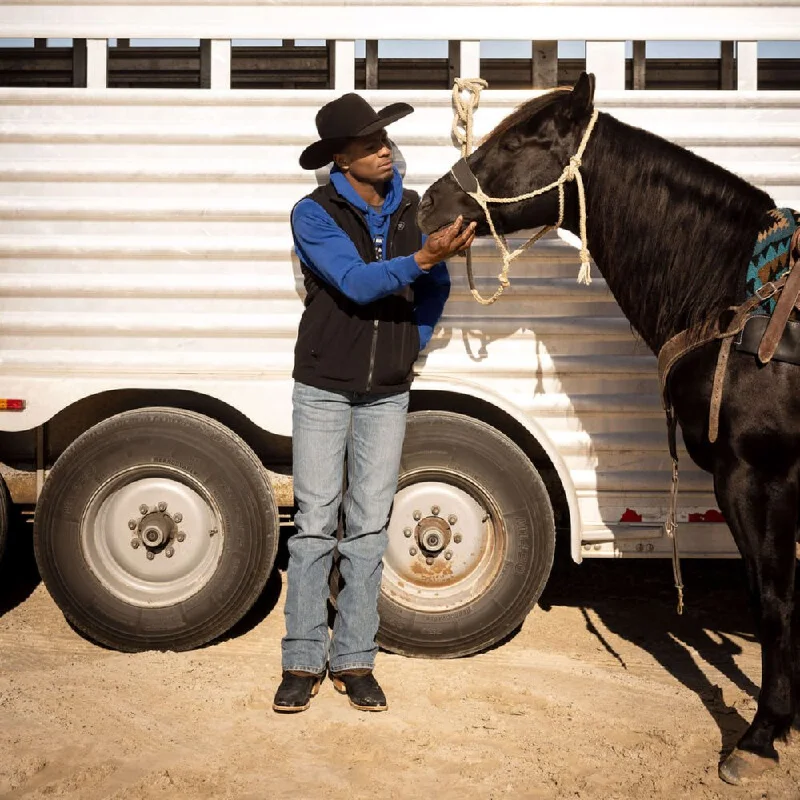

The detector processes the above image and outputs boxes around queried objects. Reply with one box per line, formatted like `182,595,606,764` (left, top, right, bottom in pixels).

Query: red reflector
0,399,26,411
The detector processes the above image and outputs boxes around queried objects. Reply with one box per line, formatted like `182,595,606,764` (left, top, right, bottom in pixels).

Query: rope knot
452,77,489,156
565,155,582,182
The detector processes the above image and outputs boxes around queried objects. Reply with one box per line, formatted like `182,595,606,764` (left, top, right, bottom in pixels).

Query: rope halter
450,107,600,301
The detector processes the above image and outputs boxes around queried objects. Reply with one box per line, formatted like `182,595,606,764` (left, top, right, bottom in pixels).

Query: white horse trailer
0,1,799,653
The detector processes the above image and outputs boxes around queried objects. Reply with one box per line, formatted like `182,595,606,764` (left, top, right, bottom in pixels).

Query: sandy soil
1,518,799,800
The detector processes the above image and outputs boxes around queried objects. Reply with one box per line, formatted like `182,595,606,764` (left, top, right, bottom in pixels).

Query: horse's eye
501,134,524,153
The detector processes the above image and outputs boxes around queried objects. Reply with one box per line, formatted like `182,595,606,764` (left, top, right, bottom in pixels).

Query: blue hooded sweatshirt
291,166,450,351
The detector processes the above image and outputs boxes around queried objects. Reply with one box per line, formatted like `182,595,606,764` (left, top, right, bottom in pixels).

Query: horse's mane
581,114,773,350
481,88,570,144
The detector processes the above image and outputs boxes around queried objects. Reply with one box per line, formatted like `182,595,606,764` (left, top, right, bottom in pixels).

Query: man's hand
415,216,477,271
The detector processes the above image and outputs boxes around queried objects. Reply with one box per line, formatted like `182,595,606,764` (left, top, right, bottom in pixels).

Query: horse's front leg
793,535,800,734
713,457,798,785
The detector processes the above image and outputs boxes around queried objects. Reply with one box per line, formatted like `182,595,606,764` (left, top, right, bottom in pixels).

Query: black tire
34,407,278,652
0,474,9,564
377,411,555,658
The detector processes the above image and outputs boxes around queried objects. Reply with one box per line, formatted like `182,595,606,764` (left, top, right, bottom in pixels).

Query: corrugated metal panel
1,87,798,556
2,0,799,40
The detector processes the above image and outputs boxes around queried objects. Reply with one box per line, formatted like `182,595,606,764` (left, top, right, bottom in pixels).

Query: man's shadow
539,555,761,758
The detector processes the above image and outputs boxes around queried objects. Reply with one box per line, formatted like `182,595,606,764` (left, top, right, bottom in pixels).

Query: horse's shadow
538,555,759,758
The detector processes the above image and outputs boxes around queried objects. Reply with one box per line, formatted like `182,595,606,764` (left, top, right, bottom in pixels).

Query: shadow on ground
539,554,760,757
0,508,767,759
0,506,40,618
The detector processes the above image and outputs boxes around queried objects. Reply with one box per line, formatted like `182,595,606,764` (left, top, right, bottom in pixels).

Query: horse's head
417,72,596,237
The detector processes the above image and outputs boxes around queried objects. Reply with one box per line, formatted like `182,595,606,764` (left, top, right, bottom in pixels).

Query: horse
417,72,800,785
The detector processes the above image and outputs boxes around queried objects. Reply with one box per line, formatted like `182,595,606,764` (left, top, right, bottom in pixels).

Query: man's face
336,130,393,183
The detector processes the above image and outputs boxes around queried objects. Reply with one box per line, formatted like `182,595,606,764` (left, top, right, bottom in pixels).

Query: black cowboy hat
299,93,414,170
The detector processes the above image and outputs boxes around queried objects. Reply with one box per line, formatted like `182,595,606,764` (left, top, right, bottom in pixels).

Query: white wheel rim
81,465,224,608
382,468,506,613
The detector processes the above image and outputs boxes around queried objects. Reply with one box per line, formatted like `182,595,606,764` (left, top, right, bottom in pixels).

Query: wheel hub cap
417,516,450,554
138,512,175,549
81,469,224,608
382,470,506,613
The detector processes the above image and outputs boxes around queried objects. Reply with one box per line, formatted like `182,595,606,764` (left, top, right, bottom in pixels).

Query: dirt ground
1,518,799,800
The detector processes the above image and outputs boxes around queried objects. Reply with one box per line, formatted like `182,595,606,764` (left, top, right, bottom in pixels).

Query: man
274,93,475,713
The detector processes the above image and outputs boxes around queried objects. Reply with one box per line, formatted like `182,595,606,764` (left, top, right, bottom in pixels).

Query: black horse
418,73,800,785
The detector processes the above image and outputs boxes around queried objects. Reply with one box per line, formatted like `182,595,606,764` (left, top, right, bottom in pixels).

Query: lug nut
413,510,422,521
403,527,412,538
177,531,186,542
165,547,175,558
173,513,183,523
146,551,155,561
128,519,137,530
426,557,434,565
409,547,417,556
130,539,140,549
139,504,149,515
431,505,440,516
454,534,462,544
448,514,457,525
157,501,167,512
444,551,453,560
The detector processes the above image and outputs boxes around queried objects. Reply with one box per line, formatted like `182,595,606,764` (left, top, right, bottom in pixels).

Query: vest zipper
359,199,413,393
365,318,379,393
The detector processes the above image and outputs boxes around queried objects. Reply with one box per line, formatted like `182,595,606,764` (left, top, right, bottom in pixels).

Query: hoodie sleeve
412,252,450,351
292,198,426,305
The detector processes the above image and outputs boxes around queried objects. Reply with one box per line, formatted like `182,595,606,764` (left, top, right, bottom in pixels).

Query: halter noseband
449,108,600,288
450,157,480,195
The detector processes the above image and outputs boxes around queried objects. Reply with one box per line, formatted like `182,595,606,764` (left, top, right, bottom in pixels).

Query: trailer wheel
34,408,278,652
377,411,555,658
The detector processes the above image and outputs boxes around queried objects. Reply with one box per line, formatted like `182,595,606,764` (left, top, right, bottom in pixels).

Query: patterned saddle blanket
745,206,800,315
736,206,800,364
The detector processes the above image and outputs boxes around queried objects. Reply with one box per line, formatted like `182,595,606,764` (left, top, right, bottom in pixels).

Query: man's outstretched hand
415,216,477,271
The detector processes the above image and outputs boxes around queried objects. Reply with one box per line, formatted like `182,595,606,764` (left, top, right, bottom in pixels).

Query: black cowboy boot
330,669,387,712
272,670,325,713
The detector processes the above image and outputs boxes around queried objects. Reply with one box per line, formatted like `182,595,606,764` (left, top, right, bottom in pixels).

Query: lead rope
451,78,502,305
450,79,597,305
665,408,685,615
452,77,488,156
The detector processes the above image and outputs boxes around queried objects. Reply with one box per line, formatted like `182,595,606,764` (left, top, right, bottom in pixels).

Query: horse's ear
568,72,595,119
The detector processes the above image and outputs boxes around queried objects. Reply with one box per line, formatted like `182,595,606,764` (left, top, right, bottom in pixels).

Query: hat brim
298,102,414,170
299,137,350,171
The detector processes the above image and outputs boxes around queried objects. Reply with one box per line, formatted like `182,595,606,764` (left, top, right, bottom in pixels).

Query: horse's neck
572,114,773,354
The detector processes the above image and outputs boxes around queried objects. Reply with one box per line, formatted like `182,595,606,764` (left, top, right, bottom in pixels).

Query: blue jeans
282,381,410,674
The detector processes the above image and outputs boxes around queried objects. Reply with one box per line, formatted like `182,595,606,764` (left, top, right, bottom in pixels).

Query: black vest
292,181,423,394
